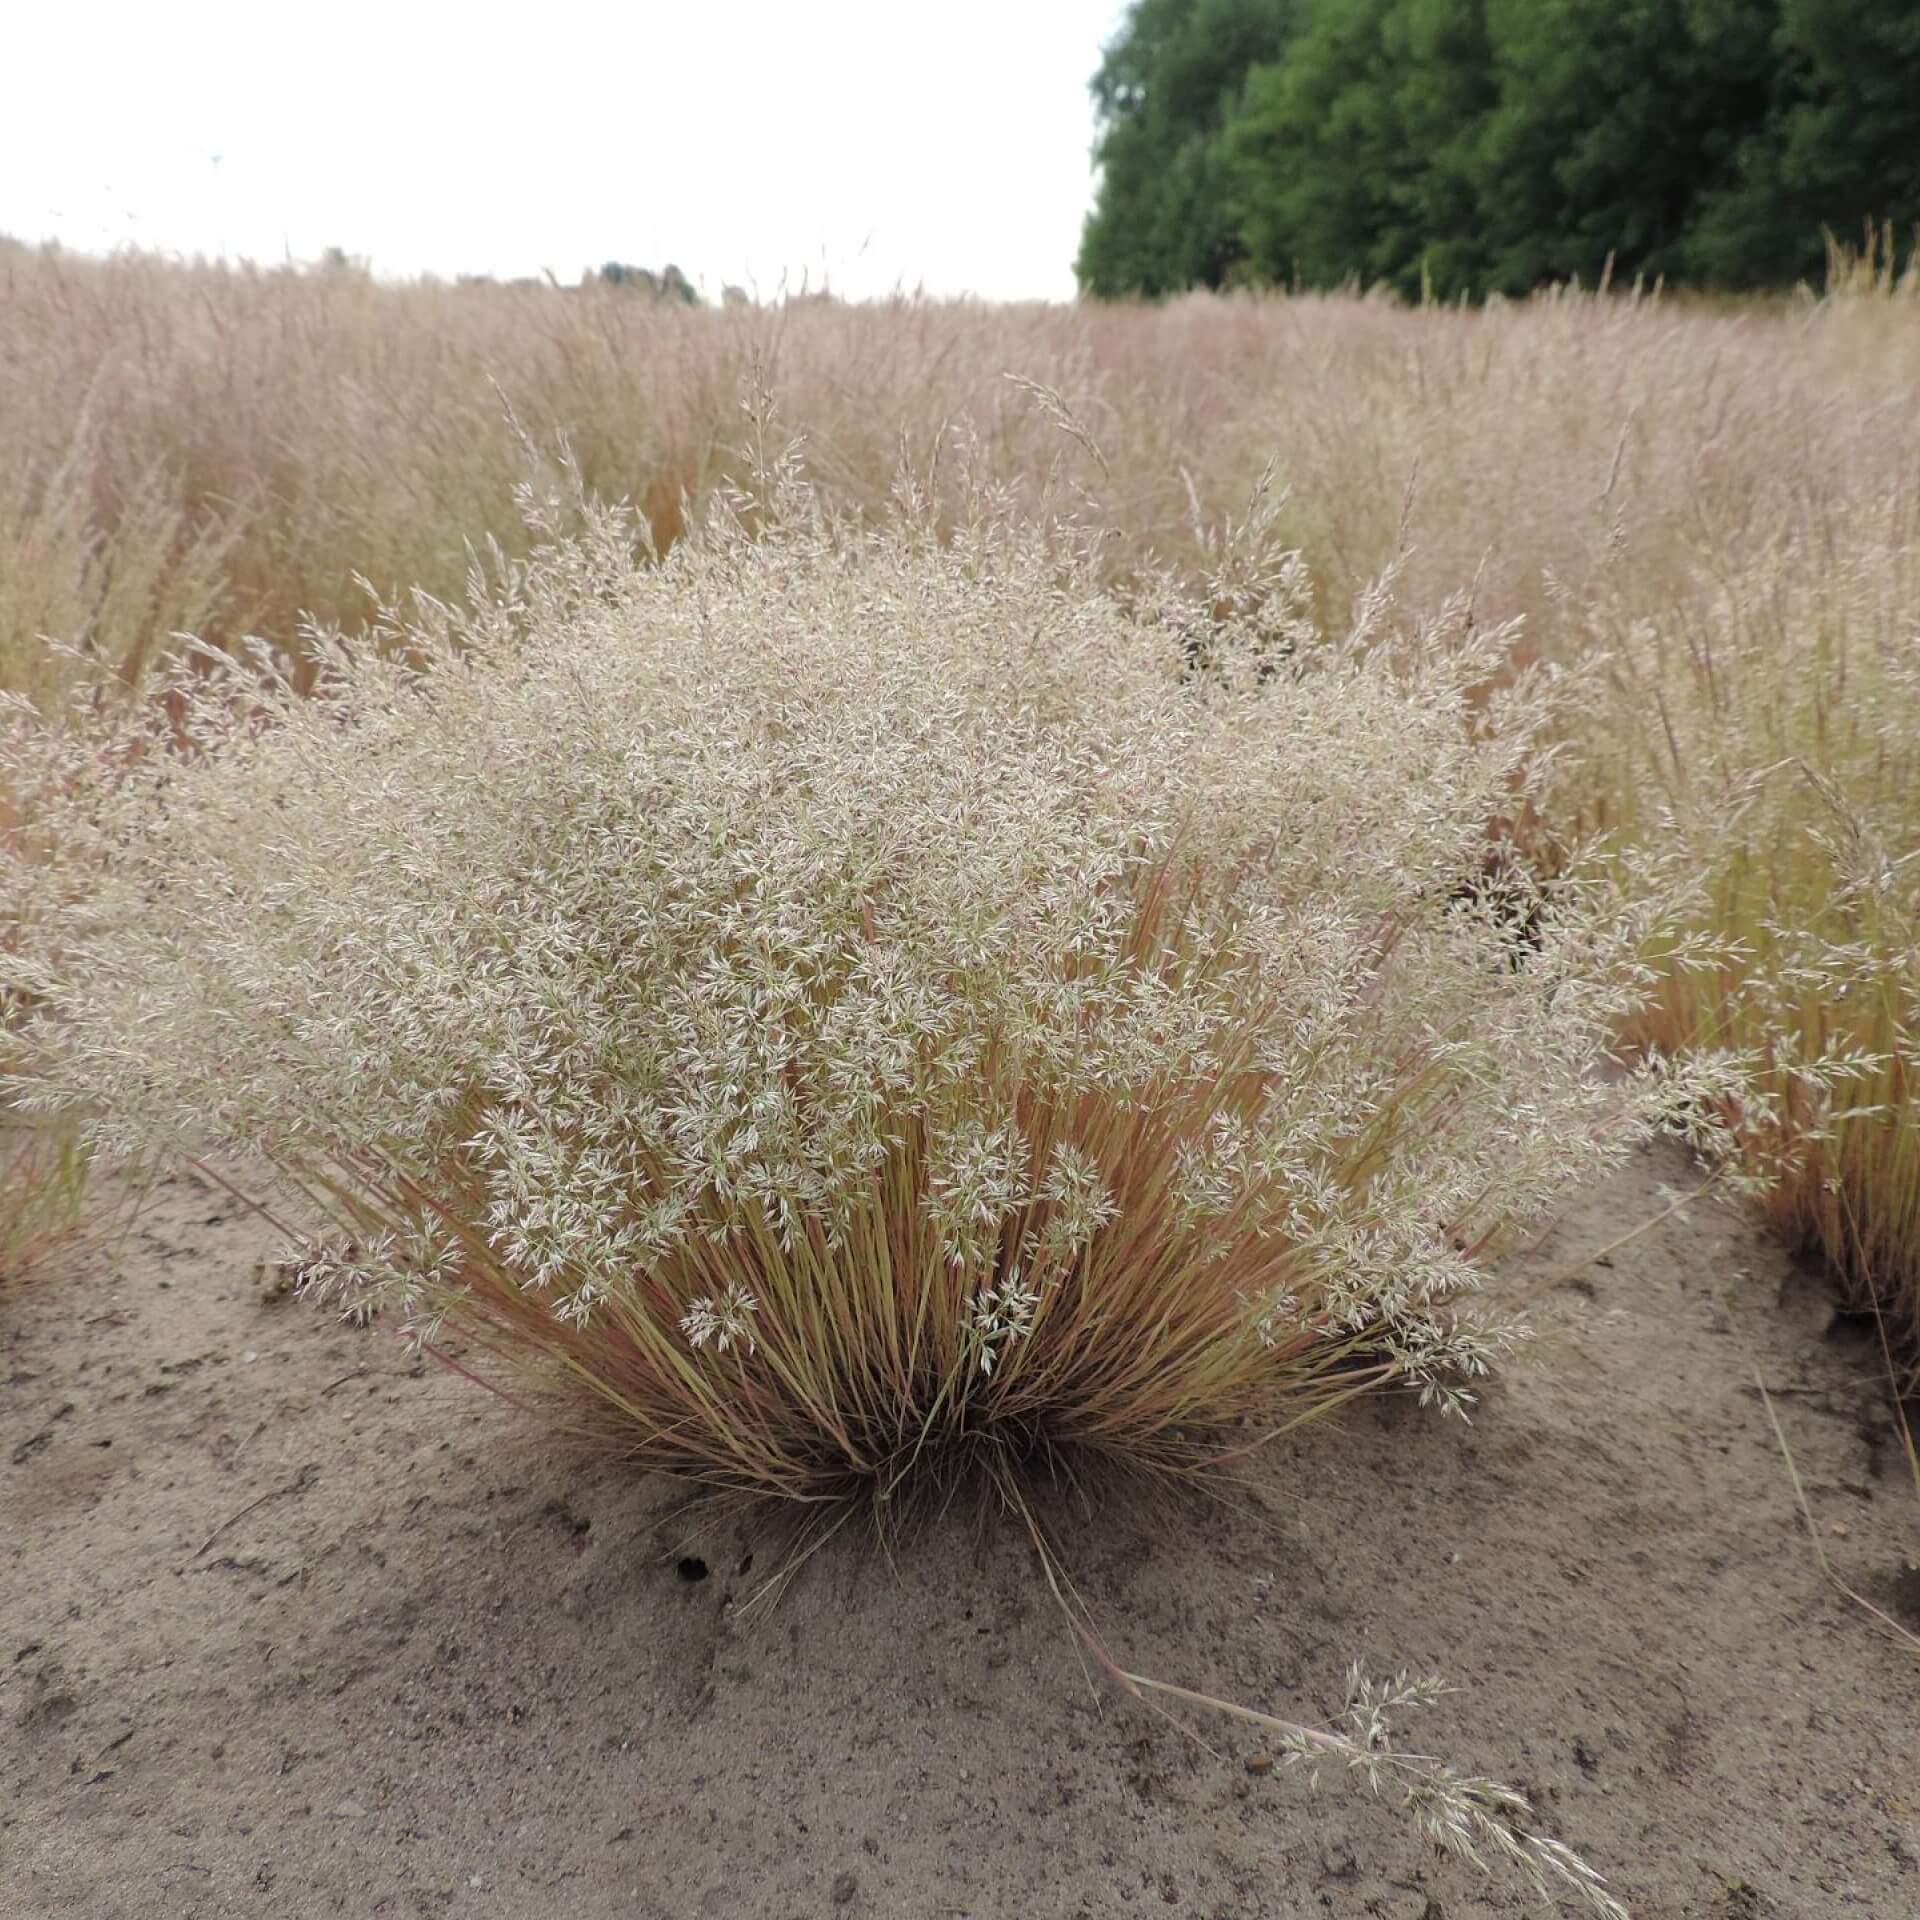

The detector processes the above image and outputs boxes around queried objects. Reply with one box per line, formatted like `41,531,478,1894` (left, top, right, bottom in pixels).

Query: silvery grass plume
4,445,1717,1915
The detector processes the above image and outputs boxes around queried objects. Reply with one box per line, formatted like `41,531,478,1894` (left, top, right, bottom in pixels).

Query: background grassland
2,241,1916,1342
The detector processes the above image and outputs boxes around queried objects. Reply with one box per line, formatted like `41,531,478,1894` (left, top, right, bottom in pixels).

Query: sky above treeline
5,1,1132,302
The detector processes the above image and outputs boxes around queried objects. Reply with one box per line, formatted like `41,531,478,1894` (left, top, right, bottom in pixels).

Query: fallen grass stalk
1016,1487,1629,1918
1514,1171,1728,1307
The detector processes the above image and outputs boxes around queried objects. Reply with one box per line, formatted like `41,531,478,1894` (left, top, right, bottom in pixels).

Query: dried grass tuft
4,445,1711,1521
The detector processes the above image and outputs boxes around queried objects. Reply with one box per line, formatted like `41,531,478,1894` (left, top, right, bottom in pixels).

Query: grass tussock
3,451,1709,1509
1578,533,1920,1353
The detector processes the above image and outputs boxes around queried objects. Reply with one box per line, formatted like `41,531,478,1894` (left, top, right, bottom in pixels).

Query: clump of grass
8,449,1701,1912
1572,529,1920,1361
1821,222,1920,302
6,447,1705,1490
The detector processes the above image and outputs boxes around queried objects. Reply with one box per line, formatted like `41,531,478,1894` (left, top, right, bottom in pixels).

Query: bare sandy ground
4,1141,1917,1920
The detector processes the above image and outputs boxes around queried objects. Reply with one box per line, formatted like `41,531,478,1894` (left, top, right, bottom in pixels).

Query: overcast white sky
3,1,1132,302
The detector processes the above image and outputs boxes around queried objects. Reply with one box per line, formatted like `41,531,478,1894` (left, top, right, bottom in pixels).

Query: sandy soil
3,1141,1917,1920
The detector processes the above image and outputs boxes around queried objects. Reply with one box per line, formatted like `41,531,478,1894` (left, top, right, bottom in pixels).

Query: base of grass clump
297,1091,1419,1514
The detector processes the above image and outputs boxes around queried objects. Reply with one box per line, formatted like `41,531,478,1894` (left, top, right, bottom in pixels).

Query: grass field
4,240,1914,1344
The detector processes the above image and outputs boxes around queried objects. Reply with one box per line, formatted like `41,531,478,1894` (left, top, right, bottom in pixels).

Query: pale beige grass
3,238,1916,1344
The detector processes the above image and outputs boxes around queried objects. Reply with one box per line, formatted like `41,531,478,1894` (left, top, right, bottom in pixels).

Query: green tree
1690,0,1920,284
594,261,701,303
1077,0,1302,296
1086,0,1920,299
1226,0,1499,298
1469,0,1778,292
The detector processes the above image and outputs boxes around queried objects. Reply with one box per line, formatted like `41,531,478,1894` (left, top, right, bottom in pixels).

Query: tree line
1077,0,1920,298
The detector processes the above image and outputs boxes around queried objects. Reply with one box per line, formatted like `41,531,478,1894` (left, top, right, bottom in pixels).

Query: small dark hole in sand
676,1556,709,1583
1823,1306,1877,1352
736,1552,754,1576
